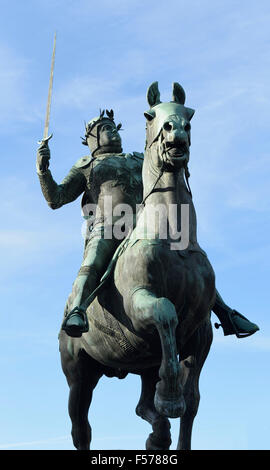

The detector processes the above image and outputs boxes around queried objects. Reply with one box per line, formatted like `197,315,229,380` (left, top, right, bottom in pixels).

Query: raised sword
38,32,56,146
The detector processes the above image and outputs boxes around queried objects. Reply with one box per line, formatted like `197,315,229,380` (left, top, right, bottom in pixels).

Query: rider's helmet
81,109,122,156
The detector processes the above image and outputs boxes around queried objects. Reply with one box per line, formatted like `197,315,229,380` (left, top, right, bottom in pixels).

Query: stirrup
62,306,89,337
215,309,259,338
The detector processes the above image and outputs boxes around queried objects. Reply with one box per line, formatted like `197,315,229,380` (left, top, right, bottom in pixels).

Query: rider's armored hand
36,141,51,174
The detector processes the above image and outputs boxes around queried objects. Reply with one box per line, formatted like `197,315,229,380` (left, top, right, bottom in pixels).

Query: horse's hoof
146,434,171,450
154,391,186,418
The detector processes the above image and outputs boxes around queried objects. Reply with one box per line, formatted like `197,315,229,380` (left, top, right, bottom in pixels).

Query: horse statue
58,81,215,450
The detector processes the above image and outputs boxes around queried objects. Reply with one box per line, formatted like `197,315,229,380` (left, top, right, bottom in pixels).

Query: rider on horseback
36,110,259,339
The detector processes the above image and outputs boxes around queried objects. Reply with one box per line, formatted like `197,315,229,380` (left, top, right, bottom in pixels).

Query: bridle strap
141,167,164,206
142,127,192,206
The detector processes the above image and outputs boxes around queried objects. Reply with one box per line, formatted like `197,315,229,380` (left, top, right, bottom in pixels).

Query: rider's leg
69,265,99,312
213,289,259,337
62,232,118,337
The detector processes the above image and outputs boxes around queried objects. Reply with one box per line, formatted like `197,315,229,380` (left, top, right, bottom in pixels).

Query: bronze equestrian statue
37,82,259,450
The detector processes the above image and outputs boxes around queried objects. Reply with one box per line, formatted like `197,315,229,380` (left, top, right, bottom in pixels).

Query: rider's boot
62,306,89,338
213,290,259,338
61,267,99,338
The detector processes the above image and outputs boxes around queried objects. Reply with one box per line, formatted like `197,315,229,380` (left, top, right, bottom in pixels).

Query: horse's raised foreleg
61,348,103,450
136,367,172,450
132,288,185,418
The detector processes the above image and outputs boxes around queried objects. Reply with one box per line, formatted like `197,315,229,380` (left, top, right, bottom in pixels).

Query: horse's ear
172,82,186,105
146,81,161,107
144,109,156,121
186,107,195,121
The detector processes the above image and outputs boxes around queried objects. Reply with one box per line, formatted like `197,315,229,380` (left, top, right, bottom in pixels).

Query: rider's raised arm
36,143,88,209
37,165,86,209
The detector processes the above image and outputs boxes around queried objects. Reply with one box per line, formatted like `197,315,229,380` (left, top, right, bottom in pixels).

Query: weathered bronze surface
37,82,259,450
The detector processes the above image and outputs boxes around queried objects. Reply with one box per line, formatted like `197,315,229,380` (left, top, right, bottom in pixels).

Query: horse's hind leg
61,348,103,450
136,368,172,450
176,355,200,450
177,322,213,450
132,288,185,418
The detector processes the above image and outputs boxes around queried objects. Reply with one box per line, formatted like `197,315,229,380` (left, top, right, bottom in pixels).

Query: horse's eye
163,121,172,132
184,123,191,132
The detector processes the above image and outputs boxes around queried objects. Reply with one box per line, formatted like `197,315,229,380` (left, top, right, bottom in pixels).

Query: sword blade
43,32,56,141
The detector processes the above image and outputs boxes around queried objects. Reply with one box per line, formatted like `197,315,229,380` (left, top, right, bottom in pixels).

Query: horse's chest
132,242,213,306
170,250,215,309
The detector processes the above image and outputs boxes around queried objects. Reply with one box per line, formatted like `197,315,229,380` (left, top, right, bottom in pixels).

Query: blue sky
0,0,269,450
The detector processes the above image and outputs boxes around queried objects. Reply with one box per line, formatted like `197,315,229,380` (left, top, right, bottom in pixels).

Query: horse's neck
139,158,198,245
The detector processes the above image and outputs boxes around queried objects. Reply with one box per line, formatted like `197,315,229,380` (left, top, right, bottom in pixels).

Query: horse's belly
81,300,161,370
81,336,160,370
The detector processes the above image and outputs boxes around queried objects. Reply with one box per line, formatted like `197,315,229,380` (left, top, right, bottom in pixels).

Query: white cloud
55,76,120,110
0,44,39,125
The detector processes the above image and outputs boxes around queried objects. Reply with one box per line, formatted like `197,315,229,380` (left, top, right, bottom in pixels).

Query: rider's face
98,122,122,148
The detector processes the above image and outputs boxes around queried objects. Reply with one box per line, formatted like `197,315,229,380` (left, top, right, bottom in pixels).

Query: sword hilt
37,133,53,147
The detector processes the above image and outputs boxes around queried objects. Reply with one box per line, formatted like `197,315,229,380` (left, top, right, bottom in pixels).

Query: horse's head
144,82,195,172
